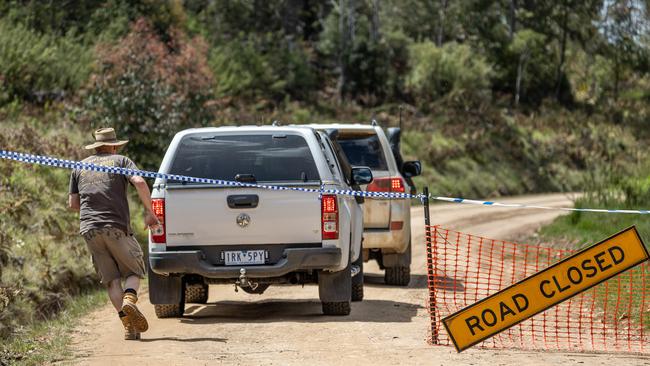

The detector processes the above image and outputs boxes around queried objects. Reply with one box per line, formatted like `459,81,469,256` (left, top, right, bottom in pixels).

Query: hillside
0,1,648,363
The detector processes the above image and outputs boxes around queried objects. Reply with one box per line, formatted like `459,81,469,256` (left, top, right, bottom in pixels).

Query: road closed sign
443,226,649,352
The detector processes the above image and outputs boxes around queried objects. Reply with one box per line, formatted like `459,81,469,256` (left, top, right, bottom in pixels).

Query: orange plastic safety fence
426,226,650,353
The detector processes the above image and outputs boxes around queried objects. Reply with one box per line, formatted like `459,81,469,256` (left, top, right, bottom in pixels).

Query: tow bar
234,268,259,292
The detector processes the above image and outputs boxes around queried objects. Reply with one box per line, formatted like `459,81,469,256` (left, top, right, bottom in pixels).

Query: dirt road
68,193,650,365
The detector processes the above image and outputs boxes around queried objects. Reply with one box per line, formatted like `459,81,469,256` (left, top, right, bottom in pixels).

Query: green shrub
210,34,317,103
0,119,96,340
84,18,215,170
401,108,640,198
620,176,650,207
504,29,563,105
0,113,149,344
406,42,492,104
0,17,92,103
317,6,409,104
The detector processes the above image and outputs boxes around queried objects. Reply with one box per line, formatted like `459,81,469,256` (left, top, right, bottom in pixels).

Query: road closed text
538,246,624,299
443,226,649,352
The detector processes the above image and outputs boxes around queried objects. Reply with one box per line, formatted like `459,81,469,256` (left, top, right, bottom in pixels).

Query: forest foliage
0,0,646,173
0,0,647,110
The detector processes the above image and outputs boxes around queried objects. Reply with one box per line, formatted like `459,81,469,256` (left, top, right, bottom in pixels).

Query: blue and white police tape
1,149,649,214
0,150,414,199
432,196,650,215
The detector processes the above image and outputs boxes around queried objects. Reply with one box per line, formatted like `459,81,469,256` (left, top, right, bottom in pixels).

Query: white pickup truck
147,126,372,317
307,124,421,286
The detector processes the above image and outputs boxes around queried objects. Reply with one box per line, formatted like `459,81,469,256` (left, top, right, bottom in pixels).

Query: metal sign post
423,187,438,344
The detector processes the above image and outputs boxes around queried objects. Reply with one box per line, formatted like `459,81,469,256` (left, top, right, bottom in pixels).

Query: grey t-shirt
69,154,138,235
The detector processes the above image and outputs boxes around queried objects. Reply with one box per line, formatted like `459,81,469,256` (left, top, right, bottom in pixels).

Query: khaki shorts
82,227,146,284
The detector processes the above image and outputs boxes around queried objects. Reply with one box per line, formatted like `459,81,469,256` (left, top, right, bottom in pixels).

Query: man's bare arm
68,194,80,211
129,176,160,228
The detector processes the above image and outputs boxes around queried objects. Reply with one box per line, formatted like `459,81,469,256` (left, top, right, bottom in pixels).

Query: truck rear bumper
362,228,409,253
149,247,342,278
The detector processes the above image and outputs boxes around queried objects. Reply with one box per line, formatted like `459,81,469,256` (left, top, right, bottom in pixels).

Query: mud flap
318,265,352,303
382,239,412,267
148,267,183,305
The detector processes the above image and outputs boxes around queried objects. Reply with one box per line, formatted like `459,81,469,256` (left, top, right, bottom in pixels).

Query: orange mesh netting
426,226,650,353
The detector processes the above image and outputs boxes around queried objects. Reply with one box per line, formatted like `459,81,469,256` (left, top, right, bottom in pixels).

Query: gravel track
67,193,650,365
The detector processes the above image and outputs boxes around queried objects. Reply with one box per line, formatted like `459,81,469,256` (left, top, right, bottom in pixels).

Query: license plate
224,250,266,265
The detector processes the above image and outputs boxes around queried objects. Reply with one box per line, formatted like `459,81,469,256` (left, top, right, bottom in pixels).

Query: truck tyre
384,266,410,286
184,283,209,304
154,303,185,318
322,301,351,316
148,267,185,317
150,268,186,318
318,261,352,316
384,239,411,286
351,254,364,302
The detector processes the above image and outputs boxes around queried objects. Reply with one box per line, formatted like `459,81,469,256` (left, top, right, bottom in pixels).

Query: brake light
390,177,405,193
151,198,166,243
321,195,339,240
367,177,406,193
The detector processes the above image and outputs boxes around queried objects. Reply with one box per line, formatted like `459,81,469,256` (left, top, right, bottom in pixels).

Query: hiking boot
119,314,140,340
122,292,149,333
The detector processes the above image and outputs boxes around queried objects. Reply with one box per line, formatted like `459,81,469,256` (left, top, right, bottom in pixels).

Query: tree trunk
509,0,517,40
436,0,449,46
337,0,346,103
336,0,356,103
370,0,381,43
347,0,356,45
554,0,568,101
515,49,528,108
613,52,620,102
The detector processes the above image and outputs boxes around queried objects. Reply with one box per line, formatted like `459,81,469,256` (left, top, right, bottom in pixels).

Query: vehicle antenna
399,104,403,130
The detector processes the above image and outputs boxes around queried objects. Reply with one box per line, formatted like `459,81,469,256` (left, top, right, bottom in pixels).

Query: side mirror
402,161,421,178
351,166,373,186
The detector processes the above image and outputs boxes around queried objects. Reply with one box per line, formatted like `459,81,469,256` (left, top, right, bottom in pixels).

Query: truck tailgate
362,170,391,229
165,187,321,246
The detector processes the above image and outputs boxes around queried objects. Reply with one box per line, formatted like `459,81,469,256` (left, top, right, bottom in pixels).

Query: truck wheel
154,303,185,318
384,239,411,286
351,255,364,302
322,301,351,316
384,266,410,286
318,261,352,316
184,283,209,304
148,267,185,318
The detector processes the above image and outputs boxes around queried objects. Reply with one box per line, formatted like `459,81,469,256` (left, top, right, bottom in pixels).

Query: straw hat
84,128,129,150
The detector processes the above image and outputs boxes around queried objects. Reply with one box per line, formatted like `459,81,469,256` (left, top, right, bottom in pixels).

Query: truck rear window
169,134,320,183
337,133,388,170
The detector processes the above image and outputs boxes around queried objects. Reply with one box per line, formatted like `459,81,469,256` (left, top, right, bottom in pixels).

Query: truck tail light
367,177,406,193
390,177,405,193
151,198,166,243
321,194,339,240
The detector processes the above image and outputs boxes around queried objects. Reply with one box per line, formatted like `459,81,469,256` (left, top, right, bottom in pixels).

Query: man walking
69,127,159,340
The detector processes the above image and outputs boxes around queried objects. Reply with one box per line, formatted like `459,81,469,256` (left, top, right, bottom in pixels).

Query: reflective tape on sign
442,226,650,352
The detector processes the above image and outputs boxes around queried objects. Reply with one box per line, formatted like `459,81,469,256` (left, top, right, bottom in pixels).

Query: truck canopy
161,129,325,247
168,132,320,183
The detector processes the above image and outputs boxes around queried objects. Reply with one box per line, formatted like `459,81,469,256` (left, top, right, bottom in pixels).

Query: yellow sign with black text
443,226,649,352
